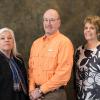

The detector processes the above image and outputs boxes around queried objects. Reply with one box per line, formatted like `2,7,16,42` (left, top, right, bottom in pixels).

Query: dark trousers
13,91,29,100
41,88,67,100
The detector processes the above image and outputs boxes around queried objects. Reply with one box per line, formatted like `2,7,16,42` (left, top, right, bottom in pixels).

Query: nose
86,28,90,32
5,38,9,41
47,20,51,24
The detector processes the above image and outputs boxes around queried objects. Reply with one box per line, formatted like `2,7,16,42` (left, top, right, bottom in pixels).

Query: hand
29,88,42,100
33,88,42,99
29,91,35,100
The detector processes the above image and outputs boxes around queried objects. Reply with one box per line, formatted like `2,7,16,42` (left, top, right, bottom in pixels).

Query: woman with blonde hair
0,27,29,100
74,15,100,100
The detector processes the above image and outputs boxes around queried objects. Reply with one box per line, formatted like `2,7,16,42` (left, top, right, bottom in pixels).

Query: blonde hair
0,27,19,57
84,15,100,34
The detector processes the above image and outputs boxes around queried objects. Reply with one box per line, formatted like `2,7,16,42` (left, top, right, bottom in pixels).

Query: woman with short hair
74,16,100,100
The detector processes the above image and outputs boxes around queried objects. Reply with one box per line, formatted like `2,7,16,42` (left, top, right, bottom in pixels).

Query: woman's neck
0,50,11,58
86,39,100,49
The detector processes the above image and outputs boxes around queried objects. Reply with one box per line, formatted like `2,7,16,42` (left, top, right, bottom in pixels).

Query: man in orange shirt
28,9,74,100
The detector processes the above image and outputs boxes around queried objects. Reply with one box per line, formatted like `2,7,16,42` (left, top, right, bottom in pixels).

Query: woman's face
84,22,97,41
0,31,14,53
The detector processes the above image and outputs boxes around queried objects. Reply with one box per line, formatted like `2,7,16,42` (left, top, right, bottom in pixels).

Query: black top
74,44,100,100
0,51,29,100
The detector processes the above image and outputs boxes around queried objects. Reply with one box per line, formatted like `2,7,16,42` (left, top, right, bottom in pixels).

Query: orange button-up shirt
28,31,74,93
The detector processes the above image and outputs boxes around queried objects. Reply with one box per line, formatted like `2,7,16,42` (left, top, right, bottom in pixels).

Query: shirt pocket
47,50,57,58
43,50,57,70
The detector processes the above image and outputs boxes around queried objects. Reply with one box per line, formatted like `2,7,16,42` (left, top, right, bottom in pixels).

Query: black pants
13,91,29,100
41,88,67,100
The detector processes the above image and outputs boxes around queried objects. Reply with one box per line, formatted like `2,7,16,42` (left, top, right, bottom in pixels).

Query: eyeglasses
43,18,59,22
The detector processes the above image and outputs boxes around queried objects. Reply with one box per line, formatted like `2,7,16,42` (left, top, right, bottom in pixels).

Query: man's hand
29,90,35,100
33,88,42,99
29,88,42,100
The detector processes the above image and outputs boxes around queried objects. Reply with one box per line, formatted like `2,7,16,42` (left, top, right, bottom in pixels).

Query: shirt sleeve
28,43,35,92
40,39,74,93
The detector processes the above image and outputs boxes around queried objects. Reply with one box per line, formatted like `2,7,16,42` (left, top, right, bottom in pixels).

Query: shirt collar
42,31,60,40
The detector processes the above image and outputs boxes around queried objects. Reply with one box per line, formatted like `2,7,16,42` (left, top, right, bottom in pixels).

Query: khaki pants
41,88,67,100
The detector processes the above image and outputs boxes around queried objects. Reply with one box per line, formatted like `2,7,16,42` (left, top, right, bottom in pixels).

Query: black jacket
0,52,29,100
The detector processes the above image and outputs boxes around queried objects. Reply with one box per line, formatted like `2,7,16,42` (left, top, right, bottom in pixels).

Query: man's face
43,10,60,35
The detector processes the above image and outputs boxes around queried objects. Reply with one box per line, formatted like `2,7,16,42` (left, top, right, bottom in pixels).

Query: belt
58,86,66,89
36,85,65,90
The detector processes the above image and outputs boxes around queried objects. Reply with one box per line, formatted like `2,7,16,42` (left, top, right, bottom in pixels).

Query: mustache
45,25,52,28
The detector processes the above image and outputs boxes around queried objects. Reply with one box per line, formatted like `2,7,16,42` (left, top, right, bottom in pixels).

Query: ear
58,19,61,28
